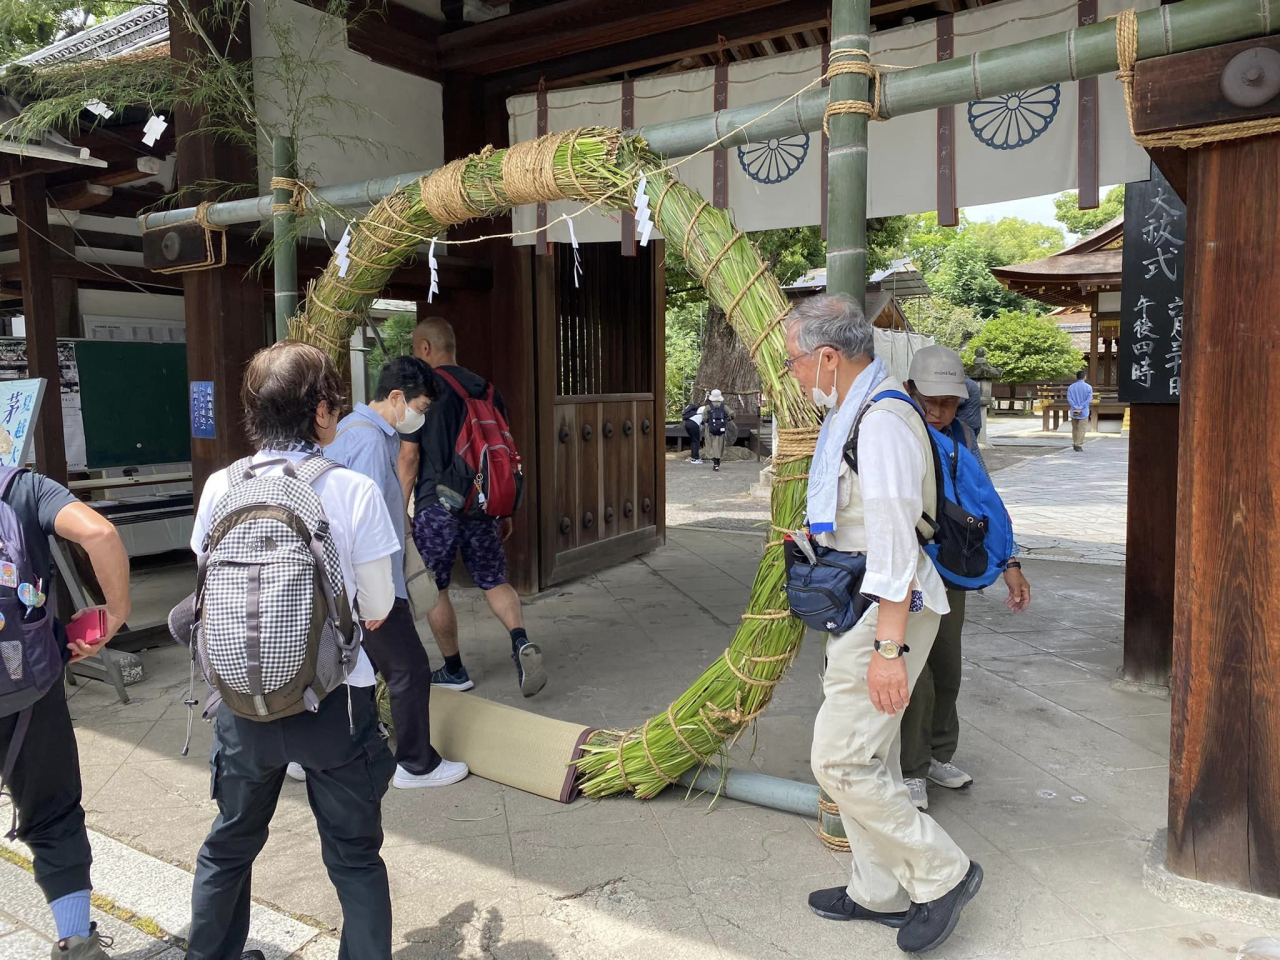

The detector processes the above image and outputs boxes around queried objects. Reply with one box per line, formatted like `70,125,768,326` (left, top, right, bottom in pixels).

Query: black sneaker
808,887,909,928
896,862,983,953
241,953,267,960
431,663,474,691
513,638,546,698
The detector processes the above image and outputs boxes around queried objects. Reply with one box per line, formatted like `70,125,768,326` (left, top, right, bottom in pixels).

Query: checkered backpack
186,456,357,728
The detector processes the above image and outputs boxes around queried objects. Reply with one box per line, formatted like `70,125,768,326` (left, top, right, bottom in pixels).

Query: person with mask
697,389,735,472
314,356,469,790
784,295,981,955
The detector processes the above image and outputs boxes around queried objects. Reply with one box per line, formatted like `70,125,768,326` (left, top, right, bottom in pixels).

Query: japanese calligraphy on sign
0,378,47,469
190,381,216,439
1119,165,1186,403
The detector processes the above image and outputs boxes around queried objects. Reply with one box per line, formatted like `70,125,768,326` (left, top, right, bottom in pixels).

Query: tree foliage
905,296,984,352
1053,185,1125,236
365,311,415,381
0,0,139,64
961,310,1083,383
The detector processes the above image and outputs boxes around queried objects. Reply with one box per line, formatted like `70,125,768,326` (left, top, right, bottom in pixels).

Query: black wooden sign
1119,163,1186,403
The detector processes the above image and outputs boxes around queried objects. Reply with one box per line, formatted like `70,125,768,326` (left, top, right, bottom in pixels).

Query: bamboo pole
272,135,298,341
825,0,872,304
141,0,1275,233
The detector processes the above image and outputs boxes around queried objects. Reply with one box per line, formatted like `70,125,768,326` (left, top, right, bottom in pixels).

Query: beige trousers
811,604,971,911
1072,416,1088,447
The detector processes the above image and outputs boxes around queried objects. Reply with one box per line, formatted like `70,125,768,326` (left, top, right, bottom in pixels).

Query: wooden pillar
48,224,81,338
1168,131,1280,893
169,0,265,497
12,175,69,484
1088,313,1100,385
1123,403,1177,686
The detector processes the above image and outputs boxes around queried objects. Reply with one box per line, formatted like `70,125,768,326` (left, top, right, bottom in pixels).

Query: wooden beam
0,259,183,291
299,0,442,80
84,183,168,218
170,0,265,495
47,182,113,211
1123,402,1178,686
0,154,82,181
1169,130,1280,895
1131,37,1280,135
441,0,793,75
490,0,827,92
11,175,69,484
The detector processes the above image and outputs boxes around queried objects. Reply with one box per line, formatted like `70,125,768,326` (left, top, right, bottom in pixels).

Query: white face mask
394,398,426,434
810,350,839,410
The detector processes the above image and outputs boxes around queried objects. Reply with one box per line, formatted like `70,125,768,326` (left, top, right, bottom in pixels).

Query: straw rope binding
1114,8,1280,148
824,48,884,131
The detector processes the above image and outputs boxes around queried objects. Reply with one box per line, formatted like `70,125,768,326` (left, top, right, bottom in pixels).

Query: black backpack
681,403,699,422
708,404,729,436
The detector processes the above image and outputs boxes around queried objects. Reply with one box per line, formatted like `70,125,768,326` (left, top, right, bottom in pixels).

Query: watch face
878,641,900,658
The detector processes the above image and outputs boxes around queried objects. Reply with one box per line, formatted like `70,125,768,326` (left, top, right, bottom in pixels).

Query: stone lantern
968,346,1003,448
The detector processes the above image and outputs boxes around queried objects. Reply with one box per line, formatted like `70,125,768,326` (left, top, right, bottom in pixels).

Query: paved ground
4,421,1265,960
667,415,1129,567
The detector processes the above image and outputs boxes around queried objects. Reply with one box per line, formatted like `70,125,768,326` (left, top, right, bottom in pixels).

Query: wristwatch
874,639,909,659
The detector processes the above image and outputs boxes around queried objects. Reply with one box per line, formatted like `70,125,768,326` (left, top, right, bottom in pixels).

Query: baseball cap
907,345,968,399
709,389,724,401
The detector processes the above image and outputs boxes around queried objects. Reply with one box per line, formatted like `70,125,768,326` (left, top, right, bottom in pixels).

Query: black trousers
361,598,441,776
189,686,396,960
0,681,93,902
683,420,701,460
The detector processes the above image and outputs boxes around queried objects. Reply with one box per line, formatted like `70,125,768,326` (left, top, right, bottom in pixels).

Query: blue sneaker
431,663,474,691
513,638,546,698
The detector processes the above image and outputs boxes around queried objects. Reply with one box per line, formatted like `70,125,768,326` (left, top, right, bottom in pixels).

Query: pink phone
67,609,109,647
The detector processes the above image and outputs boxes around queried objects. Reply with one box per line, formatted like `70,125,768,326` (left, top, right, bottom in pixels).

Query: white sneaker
905,777,928,810
393,759,469,789
928,759,973,789
286,762,306,782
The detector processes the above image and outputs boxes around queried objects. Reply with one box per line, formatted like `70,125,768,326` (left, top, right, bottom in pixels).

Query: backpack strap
288,455,342,486
434,368,468,400
841,388,942,543
0,466,27,499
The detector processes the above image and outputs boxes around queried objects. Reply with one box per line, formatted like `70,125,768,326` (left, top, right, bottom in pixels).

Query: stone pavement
3,517,1276,959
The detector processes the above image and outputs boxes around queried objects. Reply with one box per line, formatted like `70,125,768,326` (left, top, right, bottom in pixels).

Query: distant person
901,345,1031,811
321,356,469,790
1067,370,1093,452
698,389,735,472
0,469,130,960
186,342,398,960
681,399,704,464
399,317,546,698
955,376,984,438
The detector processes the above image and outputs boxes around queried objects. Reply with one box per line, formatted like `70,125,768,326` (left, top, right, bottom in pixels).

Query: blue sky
965,185,1119,238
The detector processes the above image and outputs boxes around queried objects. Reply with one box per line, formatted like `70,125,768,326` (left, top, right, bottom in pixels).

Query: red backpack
435,369,524,519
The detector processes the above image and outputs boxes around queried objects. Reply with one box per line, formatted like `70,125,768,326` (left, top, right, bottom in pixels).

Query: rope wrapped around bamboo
1114,8,1280,148
269,176,313,215
824,48,884,132
501,133,570,206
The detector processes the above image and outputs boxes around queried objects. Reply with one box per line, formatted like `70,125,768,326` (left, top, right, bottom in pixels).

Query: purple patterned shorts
412,501,507,591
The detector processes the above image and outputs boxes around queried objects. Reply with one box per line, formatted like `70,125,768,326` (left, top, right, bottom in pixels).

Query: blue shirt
955,377,984,437
325,404,407,598
1067,380,1094,420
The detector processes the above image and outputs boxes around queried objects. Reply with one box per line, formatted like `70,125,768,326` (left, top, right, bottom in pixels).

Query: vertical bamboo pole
273,135,298,341
818,0,873,850
824,0,871,306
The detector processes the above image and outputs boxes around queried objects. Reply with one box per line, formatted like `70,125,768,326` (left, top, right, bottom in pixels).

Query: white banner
507,0,1154,246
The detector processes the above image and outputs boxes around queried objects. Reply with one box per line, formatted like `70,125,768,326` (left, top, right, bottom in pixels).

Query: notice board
1118,163,1186,403
75,340,191,468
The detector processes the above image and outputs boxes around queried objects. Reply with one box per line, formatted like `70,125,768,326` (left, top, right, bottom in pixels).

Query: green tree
906,296,984,352
1053,185,1125,235
0,0,139,64
961,310,1083,383
365,311,415,381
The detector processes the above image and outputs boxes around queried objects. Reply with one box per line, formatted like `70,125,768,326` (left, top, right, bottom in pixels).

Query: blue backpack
846,390,1015,591
0,466,62,838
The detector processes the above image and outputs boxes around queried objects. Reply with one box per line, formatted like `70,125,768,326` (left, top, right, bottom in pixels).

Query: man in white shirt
186,342,399,960
783,295,980,954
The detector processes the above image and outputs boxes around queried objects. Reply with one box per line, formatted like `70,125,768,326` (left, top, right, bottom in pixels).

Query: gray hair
785,293,875,359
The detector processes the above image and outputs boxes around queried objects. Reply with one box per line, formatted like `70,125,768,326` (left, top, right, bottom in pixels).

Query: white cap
709,389,724,402
907,345,968,399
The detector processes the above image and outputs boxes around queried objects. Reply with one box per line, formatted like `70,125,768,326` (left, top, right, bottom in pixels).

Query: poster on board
0,378,46,469
0,340,87,469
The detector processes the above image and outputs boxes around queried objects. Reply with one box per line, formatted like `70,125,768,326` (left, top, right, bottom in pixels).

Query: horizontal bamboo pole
140,0,1274,231
636,0,1273,153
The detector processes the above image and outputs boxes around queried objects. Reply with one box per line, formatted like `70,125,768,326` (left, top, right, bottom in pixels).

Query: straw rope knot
269,176,315,215
824,48,884,131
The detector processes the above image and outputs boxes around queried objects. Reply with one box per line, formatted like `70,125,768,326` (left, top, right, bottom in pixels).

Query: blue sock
50,890,91,941
510,627,528,652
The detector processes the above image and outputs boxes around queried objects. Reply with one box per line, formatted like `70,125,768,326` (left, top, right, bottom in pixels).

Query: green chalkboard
74,340,191,468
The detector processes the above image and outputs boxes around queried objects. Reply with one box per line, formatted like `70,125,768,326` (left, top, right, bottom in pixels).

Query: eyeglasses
781,346,834,372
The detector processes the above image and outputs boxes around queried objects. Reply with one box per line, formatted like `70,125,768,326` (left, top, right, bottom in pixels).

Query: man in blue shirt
1066,370,1094,452
323,357,469,790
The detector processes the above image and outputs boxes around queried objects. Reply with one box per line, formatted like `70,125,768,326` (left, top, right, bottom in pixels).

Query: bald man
397,318,546,698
